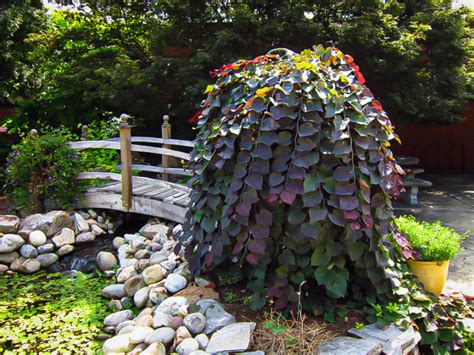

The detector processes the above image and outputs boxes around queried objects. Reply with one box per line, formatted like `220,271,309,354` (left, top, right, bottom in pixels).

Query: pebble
164,273,187,294
160,260,177,271
155,296,189,316
195,334,209,350
142,342,166,355
176,338,199,354
58,244,74,256
169,316,184,330
0,234,25,253
184,313,207,334
113,237,125,249
134,286,150,308
96,251,118,272
0,251,20,264
145,327,176,345
152,311,172,328
117,265,138,283
102,284,126,299
124,275,146,297
102,334,134,354
142,264,165,285
175,325,192,344
28,230,47,246
149,287,168,305
76,231,95,243
129,326,154,344
103,310,134,326
151,243,162,252
36,253,59,267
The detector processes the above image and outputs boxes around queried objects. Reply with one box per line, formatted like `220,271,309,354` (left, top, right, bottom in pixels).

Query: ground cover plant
0,271,111,353
182,45,474,352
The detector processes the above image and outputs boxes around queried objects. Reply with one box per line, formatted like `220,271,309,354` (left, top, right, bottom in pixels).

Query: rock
149,287,168,305
145,327,176,345
0,215,20,234
87,209,98,219
73,212,89,234
0,234,24,253
10,257,41,273
142,224,170,239
108,299,123,312
160,260,177,272
58,244,74,256
196,299,236,334
118,325,136,335
120,258,137,268
164,273,187,294
175,287,219,304
149,252,169,265
130,343,148,354
151,243,162,252
0,251,20,264
102,284,126,299
0,264,9,273
152,311,172,328
90,224,105,237
117,265,138,283
52,228,75,248
102,334,134,354
136,314,153,328
135,249,151,259
184,313,207,334
136,259,151,273
169,316,184,330
314,336,383,355
129,326,154,344
28,230,47,247
38,243,55,254
155,296,189,317
104,310,134,326
78,211,90,220
134,286,150,308
113,236,125,249
125,234,146,243
131,239,147,252
142,342,166,355
96,251,118,272
121,297,133,309
206,322,256,353
76,231,95,243
36,253,58,267
172,224,183,238
189,351,208,355
175,325,192,344
174,262,192,280
142,265,165,285
116,320,135,334
19,244,38,258
195,334,209,350
20,211,72,237
124,275,146,297
161,240,177,252
177,338,200,354
153,233,168,245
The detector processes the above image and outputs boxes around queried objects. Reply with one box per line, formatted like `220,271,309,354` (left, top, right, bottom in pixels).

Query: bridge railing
67,114,195,211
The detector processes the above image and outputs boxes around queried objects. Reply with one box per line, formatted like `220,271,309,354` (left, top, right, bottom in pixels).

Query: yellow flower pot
407,260,449,296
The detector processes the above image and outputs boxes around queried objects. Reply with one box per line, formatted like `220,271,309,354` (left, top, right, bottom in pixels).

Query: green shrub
395,215,467,261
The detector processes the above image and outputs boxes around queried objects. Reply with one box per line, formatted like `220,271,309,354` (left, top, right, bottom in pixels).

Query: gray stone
160,260,177,271
184,312,207,334
20,211,72,237
134,286,150,308
142,224,170,239
129,326,154,344
314,336,383,355
153,233,168,245
74,212,89,234
10,257,41,273
149,252,169,266
136,259,151,273
104,310,134,326
175,325,192,344
87,209,98,219
121,297,133,309
125,233,147,243
195,334,209,350
172,224,183,238
130,343,148,354
102,284,126,299
76,231,95,243
145,327,176,345
206,322,256,353
58,244,74,256
102,334,134,354
149,287,168,305
131,239,147,252
0,251,20,264
151,243,162,252
164,273,187,294
142,342,166,355
152,311,172,328
116,320,135,334
169,316,184,330
38,243,55,254
97,215,105,223
91,224,105,236
120,258,138,268
52,228,75,248
143,264,165,285
135,249,151,259
96,251,118,272
124,275,146,297
19,244,38,258
196,299,236,334
113,236,125,249
155,296,189,316
136,314,153,328
174,262,192,280
0,264,8,273
36,253,58,267
0,215,20,234
177,338,200,354
108,299,123,312
28,230,47,246
117,265,138,283
0,234,24,253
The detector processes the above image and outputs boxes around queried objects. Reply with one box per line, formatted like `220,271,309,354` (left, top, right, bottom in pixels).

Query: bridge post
120,114,133,211
162,115,172,181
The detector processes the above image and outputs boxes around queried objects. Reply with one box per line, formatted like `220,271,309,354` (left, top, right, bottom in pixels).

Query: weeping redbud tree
180,46,472,351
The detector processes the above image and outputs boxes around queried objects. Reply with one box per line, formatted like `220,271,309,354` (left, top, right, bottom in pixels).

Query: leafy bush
395,215,467,261
0,271,111,353
4,128,81,214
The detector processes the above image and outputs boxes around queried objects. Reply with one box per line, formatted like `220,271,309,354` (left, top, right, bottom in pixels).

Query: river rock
136,314,153,328
177,338,199,354
195,334,209,350
58,244,74,256
142,264,165,285
164,273,187,294
0,251,20,264
116,320,135,334
117,265,138,283
155,296,189,317
142,224,170,239
124,275,146,297
38,243,54,254
129,326,154,344
0,264,8,273
0,234,24,253
206,322,256,353
10,257,41,273
19,244,38,258
108,299,123,312
160,260,177,272
104,310,134,326
149,286,168,304
131,239,147,252
125,234,146,243
20,211,72,237
130,343,147,354
196,299,236,334
102,284,126,299
135,249,151,259
0,215,20,234
169,316,184,330
91,224,105,236
28,230,47,246
74,212,89,234
149,252,169,265
102,334,134,354
184,313,207,334
113,237,125,249
97,251,118,272
136,259,150,273
36,253,58,267
142,342,166,355
151,243,162,252
87,209,98,219
134,286,150,308
120,258,137,268
52,228,75,248
152,311,172,328
145,327,175,345
76,231,95,243
175,326,192,344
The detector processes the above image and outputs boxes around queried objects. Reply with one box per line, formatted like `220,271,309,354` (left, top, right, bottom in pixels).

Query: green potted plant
395,215,468,296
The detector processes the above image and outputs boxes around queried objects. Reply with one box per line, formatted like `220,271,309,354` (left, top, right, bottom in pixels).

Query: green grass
395,215,468,262
0,271,111,354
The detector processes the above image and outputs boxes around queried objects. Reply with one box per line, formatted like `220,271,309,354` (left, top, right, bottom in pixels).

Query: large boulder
0,215,20,234
19,211,72,237
0,234,25,253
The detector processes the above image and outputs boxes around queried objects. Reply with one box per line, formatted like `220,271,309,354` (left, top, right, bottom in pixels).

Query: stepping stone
314,336,383,355
206,322,256,353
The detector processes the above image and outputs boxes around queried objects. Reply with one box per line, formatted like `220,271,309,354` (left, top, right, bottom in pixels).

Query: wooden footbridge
68,115,194,223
